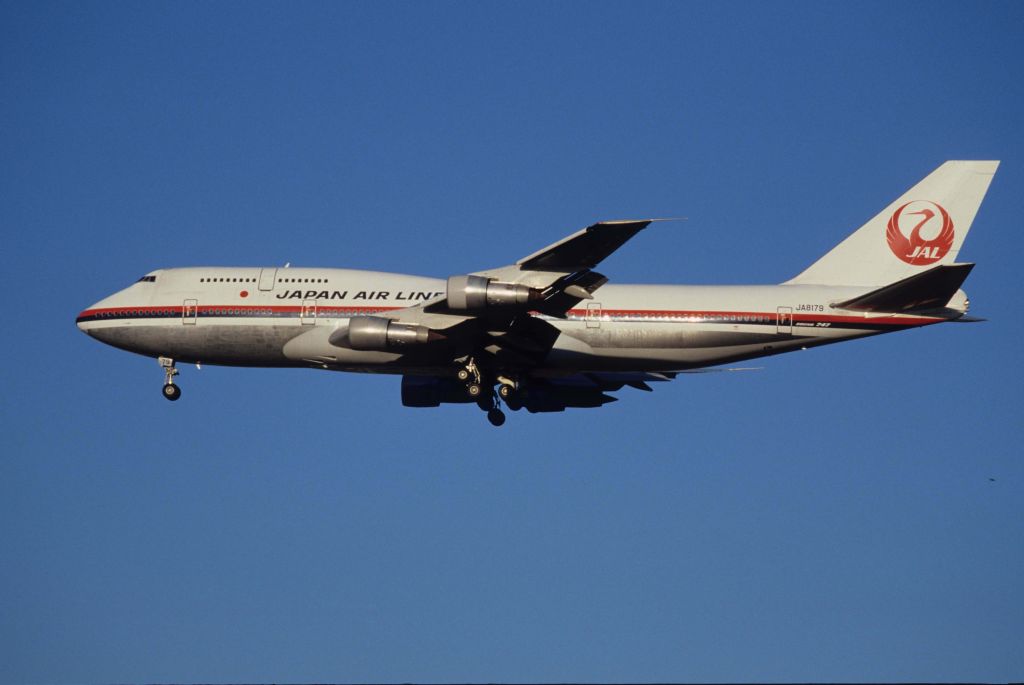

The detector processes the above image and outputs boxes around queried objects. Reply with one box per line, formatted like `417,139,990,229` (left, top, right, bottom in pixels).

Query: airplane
76,160,997,426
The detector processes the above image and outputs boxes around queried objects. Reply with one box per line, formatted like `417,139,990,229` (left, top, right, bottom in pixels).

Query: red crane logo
886,201,954,265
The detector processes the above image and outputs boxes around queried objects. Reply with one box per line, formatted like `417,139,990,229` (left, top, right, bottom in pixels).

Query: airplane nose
76,307,93,333
76,298,105,334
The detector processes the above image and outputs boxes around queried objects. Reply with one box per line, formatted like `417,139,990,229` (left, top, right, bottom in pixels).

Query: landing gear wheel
158,357,180,401
498,381,523,410
457,358,482,386
487,408,506,427
466,382,482,398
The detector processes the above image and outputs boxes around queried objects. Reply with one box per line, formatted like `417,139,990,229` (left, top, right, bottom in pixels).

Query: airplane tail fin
786,161,998,287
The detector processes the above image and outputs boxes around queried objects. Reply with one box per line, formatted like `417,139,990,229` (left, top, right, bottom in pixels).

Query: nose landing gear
159,356,181,401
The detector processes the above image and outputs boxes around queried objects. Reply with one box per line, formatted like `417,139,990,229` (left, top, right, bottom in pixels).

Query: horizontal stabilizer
834,263,974,313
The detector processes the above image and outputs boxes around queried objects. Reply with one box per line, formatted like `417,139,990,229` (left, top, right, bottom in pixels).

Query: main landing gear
486,405,506,427
496,376,523,412
478,387,506,427
457,358,483,399
457,359,519,427
159,356,181,401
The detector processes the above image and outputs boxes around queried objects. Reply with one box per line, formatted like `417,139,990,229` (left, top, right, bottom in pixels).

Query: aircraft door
586,302,602,329
258,268,277,291
777,306,793,335
301,299,317,325
183,299,198,325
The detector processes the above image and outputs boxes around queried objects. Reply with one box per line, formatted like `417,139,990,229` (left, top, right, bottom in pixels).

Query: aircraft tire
162,383,181,401
487,408,506,427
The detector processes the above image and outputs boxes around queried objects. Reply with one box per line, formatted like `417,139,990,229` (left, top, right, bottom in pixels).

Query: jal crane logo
885,200,954,265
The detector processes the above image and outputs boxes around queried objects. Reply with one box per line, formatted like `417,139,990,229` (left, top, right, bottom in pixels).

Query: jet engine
336,316,443,351
446,274,542,311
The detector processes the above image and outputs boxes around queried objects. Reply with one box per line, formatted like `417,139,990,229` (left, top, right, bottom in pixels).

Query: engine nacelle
401,375,473,407
338,316,442,351
446,274,542,311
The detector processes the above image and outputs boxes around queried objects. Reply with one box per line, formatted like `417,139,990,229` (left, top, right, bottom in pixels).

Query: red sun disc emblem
240,290,249,298
885,201,954,265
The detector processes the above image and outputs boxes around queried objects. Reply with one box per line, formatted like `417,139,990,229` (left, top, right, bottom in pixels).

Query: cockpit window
137,275,157,283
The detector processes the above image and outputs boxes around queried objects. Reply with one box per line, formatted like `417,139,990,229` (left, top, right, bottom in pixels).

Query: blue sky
3,1,1023,682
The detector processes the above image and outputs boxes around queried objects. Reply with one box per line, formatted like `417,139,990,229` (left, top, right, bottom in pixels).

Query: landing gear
159,356,181,402
458,358,487,401
481,387,506,427
457,358,481,388
458,359,516,426
497,375,522,411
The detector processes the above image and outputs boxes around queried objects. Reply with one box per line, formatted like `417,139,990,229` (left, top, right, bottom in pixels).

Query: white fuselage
77,266,942,376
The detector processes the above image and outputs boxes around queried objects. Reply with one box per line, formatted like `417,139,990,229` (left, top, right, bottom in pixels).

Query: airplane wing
421,219,664,321
357,219,669,371
400,366,759,413
513,219,654,273
370,219,677,404
371,219,667,340
507,364,766,411
513,371,677,412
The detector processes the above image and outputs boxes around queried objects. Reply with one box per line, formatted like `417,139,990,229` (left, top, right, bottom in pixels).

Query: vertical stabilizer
786,161,998,286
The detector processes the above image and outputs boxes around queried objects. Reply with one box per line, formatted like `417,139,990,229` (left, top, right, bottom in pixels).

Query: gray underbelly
86,324,302,365
572,327,784,349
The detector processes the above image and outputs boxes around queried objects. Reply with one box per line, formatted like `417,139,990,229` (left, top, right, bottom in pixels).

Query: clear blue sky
3,1,1023,682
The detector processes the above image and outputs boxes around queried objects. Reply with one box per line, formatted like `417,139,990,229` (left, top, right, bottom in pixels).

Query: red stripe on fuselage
564,308,941,326
76,304,943,327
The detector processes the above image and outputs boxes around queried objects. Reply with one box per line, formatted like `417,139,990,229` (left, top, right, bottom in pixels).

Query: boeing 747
76,161,997,425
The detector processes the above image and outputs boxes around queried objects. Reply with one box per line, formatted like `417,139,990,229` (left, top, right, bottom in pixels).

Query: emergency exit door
182,299,198,325
301,299,317,325
777,306,793,334
258,268,277,291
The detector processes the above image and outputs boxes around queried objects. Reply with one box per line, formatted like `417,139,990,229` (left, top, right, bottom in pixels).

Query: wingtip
600,217,687,225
